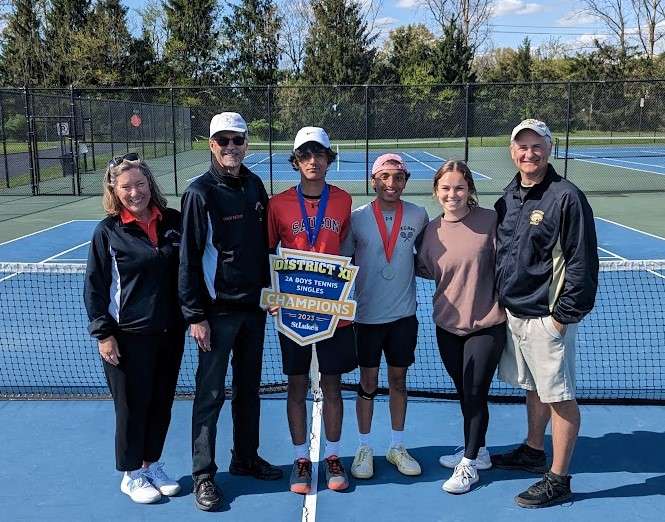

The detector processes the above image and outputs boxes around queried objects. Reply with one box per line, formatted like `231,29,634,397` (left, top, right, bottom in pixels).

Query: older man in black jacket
492,119,599,509
179,112,282,512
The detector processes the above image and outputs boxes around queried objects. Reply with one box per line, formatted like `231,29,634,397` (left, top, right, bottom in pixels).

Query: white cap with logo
511,118,552,142
210,112,248,138
293,126,331,150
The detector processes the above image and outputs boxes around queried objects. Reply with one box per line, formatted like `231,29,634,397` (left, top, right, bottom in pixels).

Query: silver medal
382,265,395,280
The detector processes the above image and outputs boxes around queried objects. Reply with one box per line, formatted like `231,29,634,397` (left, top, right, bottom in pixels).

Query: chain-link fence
2,80,665,197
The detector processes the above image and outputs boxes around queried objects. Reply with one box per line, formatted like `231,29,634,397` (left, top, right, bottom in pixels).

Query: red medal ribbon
371,199,403,263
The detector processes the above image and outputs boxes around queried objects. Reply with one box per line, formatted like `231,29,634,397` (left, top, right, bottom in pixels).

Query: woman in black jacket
84,153,184,504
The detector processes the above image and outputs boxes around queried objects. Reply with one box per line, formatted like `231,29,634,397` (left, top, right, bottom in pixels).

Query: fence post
24,87,37,195
365,84,370,196
69,85,81,195
108,101,115,159
170,88,179,196
267,86,274,195
88,98,96,171
0,92,10,188
564,81,572,179
464,83,471,162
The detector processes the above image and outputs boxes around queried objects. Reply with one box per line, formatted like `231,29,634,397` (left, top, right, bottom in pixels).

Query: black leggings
436,323,506,460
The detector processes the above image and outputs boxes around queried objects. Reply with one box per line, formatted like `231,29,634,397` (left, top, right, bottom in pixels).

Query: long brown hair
432,160,479,209
102,157,168,216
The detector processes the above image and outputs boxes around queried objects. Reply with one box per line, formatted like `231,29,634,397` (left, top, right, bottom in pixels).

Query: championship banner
260,247,358,346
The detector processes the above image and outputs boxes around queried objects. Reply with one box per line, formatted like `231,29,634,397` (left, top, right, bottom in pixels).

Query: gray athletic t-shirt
342,200,429,324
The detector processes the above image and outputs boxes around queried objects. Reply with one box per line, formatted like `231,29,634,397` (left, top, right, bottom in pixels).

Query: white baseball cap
210,112,248,138
293,127,331,150
511,118,552,142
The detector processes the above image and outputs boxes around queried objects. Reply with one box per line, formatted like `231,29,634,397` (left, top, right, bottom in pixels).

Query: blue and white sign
260,248,358,346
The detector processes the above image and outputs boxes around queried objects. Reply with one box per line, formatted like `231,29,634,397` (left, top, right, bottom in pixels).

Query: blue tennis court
1,215,664,520
186,146,491,185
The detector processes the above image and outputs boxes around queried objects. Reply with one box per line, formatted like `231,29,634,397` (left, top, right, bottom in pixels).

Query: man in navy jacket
492,119,598,508
179,112,282,512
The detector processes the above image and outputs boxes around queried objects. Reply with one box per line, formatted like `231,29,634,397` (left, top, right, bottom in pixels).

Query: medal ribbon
296,183,329,249
371,199,403,263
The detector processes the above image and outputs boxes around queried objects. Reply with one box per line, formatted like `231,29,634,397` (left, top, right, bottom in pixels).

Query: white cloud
396,0,425,8
557,10,600,27
376,16,399,26
492,0,545,17
576,33,610,47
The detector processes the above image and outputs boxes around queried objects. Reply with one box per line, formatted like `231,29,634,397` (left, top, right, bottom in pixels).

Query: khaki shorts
498,310,578,403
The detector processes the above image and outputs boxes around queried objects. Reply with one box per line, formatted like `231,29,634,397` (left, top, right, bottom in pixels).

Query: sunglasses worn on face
108,152,139,168
215,136,246,146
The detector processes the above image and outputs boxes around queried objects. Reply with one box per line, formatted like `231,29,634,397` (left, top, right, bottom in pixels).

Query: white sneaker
386,445,422,476
439,446,492,470
145,461,181,496
351,445,374,479
442,461,479,494
120,470,161,504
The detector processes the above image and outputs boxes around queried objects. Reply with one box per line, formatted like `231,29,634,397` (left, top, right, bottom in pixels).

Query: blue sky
120,0,610,53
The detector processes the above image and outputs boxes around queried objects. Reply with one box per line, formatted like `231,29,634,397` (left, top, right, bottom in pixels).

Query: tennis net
1,260,664,403
554,135,665,159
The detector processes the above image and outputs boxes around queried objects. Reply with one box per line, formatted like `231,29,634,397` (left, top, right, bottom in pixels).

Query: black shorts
354,315,418,368
279,325,358,376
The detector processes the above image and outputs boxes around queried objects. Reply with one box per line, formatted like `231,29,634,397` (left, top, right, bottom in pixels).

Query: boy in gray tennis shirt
342,153,429,479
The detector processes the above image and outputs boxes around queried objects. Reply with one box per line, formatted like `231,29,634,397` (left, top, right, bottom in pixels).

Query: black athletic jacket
83,207,183,340
178,163,269,324
494,165,599,324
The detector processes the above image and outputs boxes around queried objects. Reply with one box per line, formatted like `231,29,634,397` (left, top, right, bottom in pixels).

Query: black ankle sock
523,444,546,456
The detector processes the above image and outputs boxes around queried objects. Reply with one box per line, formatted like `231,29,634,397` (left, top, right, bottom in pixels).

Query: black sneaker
491,443,547,473
193,478,223,512
515,471,572,508
229,451,283,480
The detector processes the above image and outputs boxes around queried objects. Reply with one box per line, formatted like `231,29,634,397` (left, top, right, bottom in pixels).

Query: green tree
163,0,219,84
373,24,437,84
433,20,475,84
302,0,376,85
74,0,133,85
0,0,45,85
43,0,92,85
219,0,281,85
515,37,532,82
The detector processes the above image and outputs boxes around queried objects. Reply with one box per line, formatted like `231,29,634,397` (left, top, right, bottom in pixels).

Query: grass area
2,141,61,154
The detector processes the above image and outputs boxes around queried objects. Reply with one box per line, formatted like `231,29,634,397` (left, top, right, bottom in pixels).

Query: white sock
460,457,476,467
324,439,340,459
390,429,404,448
359,432,370,447
293,443,309,461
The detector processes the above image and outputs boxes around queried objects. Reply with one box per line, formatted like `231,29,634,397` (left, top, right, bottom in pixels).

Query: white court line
597,246,665,280
420,151,493,180
575,156,665,177
0,241,91,283
302,348,323,522
595,217,665,242
403,152,436,172
0,219,96,247
248,154,274,170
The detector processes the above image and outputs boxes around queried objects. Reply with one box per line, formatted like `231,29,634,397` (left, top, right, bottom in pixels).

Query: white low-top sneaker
442,462,479,494
120,470,161,504
351,445,374,479
145,462,181,496
439,446,492,470
386,445,422,476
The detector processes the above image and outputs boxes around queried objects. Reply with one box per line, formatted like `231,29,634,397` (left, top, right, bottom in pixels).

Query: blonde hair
102,157,168,216
432,160,479,209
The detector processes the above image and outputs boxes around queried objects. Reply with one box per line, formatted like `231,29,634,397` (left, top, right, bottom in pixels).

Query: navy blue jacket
178,163,270,324
84,207,183,339
494,165,598,324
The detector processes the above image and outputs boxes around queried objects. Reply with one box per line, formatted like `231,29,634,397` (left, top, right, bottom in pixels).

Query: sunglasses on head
214,135,246,146
108,152,139,168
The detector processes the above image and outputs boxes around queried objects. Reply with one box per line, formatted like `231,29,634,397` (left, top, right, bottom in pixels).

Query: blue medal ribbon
296,183,329,249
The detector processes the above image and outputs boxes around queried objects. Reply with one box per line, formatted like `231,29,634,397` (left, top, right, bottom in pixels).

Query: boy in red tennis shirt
267,127,357,494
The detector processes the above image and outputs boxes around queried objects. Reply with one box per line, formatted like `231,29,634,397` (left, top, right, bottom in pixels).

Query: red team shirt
267,185,352,254
267,184,352,328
